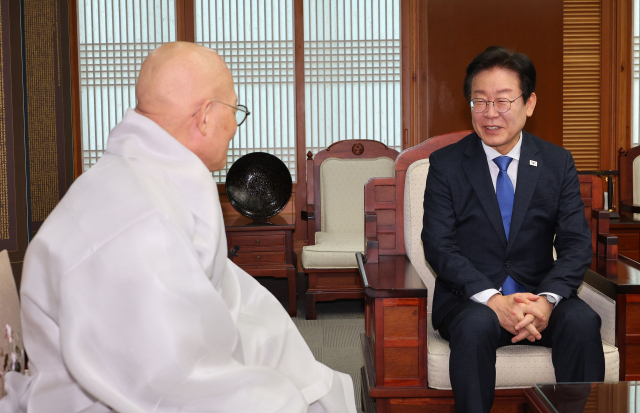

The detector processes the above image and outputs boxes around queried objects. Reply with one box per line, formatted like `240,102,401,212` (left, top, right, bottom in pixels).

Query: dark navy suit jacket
422,131,592,330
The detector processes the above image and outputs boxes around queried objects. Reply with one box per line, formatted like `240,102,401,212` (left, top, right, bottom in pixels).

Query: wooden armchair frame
359,132,616,412
301,140,399,319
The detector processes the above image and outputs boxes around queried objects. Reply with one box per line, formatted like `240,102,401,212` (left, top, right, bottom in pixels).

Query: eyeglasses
192,99,251,126
469,94,523,113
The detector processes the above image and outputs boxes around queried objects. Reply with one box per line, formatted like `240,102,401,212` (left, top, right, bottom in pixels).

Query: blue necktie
493,156,525,295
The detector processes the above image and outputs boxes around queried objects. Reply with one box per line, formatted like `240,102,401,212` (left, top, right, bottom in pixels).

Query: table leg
287,267,297,317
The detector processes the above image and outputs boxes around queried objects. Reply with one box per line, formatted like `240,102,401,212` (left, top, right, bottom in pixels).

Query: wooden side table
609,218,640,262
224,212,297,317
587,254,640,381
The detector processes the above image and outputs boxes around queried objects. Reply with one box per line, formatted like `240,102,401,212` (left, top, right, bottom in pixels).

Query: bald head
135,42,233,137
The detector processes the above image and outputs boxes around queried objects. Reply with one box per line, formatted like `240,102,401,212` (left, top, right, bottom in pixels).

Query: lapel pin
530,160,537,167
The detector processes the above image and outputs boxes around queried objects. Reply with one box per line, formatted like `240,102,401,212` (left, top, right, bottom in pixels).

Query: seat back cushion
0,250,25,397
633,156,640,220
404,159,438,312
320,157,395,234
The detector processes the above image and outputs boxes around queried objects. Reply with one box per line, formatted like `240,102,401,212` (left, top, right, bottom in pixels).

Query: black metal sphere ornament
225,152,293,224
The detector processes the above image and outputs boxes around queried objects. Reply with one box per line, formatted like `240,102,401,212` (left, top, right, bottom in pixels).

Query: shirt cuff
470,289,501,305
538,292,562,308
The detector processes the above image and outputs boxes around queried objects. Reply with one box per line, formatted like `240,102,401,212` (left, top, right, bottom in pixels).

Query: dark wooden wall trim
402,0,421,148
177,0,195,43
293,0,306,241
1,0,28,285
600,0,632,211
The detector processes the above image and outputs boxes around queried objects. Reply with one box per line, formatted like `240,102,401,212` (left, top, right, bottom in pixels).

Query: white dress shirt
470,132,561,307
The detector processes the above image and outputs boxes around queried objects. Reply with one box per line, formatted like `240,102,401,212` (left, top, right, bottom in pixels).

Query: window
75,0,403,181
77,0,176,171
195,0,296,182
304,0,402,154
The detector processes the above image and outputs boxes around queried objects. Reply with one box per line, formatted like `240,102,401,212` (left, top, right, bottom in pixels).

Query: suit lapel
507,132,541,253
462,134,508,247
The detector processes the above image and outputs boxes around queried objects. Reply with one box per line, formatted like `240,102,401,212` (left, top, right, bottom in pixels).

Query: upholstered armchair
301,140,399,319
360,132,619,411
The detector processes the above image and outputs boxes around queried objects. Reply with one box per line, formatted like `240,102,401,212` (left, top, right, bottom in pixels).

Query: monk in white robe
0,42,357,413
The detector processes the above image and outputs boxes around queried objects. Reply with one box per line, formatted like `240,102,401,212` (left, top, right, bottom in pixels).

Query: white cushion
426,313,619,390
302,232,364,269
321,157,395,234
403,159,437,312
577,282,616,345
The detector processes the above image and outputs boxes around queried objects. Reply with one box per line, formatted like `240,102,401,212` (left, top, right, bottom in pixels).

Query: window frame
68,0,424,242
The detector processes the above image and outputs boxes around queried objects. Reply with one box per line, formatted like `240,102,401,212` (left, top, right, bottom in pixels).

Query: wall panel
424,0,563,147
23,0,74,235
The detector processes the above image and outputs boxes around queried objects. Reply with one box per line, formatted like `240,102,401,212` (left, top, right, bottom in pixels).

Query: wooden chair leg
306,292,318,320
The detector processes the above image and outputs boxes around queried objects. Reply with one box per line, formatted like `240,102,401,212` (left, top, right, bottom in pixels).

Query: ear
195,101,213,135
525,92,537,117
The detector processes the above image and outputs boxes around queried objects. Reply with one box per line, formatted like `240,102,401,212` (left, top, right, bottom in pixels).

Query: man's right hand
486,293,547,342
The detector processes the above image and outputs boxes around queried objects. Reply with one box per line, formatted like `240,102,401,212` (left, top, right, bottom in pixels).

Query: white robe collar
105,109,228,288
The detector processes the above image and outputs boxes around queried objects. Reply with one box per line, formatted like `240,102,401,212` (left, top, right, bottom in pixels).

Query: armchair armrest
365,212,379,263
578,278,617,345
301,206,315,221
592,209,618,260
302,205,316,246
620,202,640,214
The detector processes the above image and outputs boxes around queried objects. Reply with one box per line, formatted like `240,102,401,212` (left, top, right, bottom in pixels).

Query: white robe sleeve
48,212,344,413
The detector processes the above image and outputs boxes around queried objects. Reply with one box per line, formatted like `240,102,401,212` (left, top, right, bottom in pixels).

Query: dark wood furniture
612,147,640,261
358,253,527,412
524,382,638,413
223,211,298,316
579,175,605,252
588,254,640,381
302,140,399,319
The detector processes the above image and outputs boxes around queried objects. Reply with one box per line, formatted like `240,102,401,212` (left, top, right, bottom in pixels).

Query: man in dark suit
422,46,605,413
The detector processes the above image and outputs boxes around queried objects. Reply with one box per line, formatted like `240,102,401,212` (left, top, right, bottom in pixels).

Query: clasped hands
486,293,553,344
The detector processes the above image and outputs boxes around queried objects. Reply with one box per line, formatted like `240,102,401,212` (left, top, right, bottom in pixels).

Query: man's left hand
511,295,554,343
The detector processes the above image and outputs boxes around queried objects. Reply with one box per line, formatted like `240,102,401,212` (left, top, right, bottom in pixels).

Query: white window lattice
304,0,402,155
78,0,176,171
195,0,296,182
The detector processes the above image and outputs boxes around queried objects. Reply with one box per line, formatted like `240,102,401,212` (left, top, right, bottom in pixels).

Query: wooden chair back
618,145,640,218
364,132,608,262
304,140,400,243
364,131,471,263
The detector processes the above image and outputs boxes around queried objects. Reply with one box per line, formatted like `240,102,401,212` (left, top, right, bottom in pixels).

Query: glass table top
534,382,640,413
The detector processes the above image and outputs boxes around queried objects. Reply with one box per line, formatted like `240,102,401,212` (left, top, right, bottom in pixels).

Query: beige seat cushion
426,314,619,390
302,232,364,269
303,156,395,270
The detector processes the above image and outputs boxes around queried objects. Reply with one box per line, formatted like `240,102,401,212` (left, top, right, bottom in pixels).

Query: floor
289,298,366,412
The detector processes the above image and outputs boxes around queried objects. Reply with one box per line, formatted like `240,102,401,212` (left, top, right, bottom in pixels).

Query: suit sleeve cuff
470,289,501,305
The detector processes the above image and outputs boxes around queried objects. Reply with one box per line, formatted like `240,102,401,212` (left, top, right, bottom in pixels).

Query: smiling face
470,67,536,155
